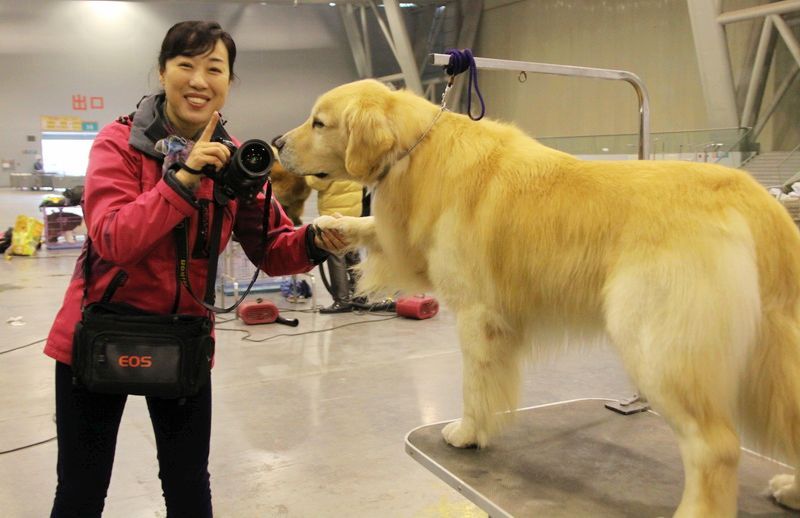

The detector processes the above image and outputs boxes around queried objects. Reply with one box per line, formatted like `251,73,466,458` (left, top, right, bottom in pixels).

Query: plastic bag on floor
9,215,43,256
280,278,312,299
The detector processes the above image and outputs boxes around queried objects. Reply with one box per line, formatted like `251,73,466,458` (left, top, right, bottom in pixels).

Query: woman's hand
314,227,349,255
175,112,231,190
313,213,350,254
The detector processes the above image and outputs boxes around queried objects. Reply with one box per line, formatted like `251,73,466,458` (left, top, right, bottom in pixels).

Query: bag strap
174,182,272,314
81,239,176,310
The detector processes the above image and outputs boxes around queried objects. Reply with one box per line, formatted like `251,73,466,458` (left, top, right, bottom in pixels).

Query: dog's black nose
271,135,285,151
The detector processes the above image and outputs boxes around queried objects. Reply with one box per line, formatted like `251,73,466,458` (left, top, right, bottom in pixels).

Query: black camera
204,138,274,203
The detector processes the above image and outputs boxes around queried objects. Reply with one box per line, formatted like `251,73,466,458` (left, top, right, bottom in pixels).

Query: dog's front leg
313,215,380,253
442,307,523,448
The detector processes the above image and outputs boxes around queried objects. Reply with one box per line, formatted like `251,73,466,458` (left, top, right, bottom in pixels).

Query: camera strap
174,182,272,314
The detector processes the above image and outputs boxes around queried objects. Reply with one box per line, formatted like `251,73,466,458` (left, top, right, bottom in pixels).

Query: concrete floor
0,187,643,517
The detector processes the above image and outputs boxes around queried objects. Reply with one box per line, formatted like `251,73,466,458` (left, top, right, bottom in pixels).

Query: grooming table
405,398,795,517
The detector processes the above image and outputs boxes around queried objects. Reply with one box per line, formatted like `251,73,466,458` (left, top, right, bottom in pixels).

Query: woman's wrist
175,169,202,190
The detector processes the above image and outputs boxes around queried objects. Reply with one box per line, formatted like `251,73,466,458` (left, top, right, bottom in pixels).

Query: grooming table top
405,398,795,517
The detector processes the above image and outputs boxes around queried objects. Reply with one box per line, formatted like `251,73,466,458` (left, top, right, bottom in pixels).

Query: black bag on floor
72,301,214,398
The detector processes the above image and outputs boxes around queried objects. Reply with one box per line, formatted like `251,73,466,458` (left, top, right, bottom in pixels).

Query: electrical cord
215,301,396,323
0,338,46,355
0,436,57,455
215,314,399,343
276,306,395,316
0,340,56,452
0,314,397,453
32,254,82,259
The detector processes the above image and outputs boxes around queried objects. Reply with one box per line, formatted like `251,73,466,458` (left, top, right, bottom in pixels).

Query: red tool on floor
237,298,299,327
395,295,439,320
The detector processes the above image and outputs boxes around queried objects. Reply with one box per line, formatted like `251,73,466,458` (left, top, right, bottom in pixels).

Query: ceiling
0,1,350,55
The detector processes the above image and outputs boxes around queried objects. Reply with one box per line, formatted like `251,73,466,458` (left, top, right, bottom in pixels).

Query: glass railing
536,127,754,166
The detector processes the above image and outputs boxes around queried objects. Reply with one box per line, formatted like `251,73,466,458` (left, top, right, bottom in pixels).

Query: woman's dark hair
158,21,236,79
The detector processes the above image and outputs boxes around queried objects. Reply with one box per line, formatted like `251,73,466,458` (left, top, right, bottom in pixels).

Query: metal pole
717,0,800,25
686,0,739,128
431,54,652,160
772,14,800,69
752,65,800,141
383,0,423,94
741,16,774,128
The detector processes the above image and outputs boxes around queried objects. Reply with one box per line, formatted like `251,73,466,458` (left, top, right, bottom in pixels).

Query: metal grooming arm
430,54,652,160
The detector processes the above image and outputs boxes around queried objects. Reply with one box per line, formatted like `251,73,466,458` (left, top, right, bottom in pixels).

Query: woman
44,21,344,517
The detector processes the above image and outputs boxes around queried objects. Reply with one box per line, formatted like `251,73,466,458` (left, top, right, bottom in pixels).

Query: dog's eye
312,119,325,129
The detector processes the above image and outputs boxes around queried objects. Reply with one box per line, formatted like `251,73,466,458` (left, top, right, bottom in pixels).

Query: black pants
326,251,360,302
50,361,212,518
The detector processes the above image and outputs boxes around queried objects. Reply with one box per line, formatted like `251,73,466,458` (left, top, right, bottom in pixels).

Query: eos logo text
118,355,153,368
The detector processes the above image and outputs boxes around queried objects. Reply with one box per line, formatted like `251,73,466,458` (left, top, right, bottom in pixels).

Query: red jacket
45,107,322,365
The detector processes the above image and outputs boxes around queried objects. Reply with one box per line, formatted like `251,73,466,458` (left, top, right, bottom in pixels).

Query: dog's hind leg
605,237,759,517
442,306,524,448
658,400,740,517
607,308,743,517
769,471,800,509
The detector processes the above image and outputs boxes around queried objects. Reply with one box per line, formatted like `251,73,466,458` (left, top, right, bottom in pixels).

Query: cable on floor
0,436,57,455
0,338,46,356
215,314,400,343
214,304,396,324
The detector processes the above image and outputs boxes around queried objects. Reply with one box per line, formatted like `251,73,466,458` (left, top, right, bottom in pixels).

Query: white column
382,0,423,94
686,0,739,127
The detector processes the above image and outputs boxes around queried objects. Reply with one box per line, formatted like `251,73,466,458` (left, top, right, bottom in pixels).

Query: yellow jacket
306,176,363,217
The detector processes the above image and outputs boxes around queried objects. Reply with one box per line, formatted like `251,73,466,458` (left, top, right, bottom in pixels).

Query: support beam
686,0,740,128
419,5,447,73
339,4,371,78
717,0,800,25
382,0,423,94
412,5,438,74
752,64,800,141
449,0,484,113
772,14,800,69
741,16,775,128
360,6,372,77
369,1,397,58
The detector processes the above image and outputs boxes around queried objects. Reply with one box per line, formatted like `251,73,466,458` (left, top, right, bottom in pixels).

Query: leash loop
444,48,486,121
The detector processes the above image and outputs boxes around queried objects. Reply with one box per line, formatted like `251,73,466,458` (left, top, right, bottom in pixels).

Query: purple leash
444,48,485,121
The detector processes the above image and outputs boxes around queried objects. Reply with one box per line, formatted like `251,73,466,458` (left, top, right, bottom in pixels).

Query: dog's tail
738,205,800,465
739,311,800,462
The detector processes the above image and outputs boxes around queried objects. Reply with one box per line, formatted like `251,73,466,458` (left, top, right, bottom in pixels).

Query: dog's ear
344,99,396,180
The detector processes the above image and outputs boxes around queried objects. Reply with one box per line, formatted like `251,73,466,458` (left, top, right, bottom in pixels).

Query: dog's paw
769,474,800,509
312,215,342,232
442,419,478,448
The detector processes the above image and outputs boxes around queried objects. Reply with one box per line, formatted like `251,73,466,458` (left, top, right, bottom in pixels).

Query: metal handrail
776,142,800,172
714,126,756,164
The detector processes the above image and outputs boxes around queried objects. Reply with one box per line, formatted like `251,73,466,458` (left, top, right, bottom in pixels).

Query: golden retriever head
275,79,433,185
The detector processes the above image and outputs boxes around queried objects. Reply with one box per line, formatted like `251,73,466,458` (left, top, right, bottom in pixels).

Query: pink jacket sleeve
84,123,196,266
233,193,324,276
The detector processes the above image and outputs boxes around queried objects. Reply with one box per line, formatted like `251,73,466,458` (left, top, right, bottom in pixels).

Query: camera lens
238,141,272,175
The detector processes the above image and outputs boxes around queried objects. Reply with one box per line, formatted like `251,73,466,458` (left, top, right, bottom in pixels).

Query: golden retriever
269,159,310,226
274,79,800,516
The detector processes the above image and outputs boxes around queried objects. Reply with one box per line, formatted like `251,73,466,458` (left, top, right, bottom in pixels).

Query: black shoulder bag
72,187,271,398
71,250,215,398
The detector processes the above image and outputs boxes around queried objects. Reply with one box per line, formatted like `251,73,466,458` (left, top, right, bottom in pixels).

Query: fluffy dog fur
275,79,800,516
269,160,310,226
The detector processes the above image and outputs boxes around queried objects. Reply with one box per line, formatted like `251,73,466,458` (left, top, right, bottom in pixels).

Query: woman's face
159,39,231,139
